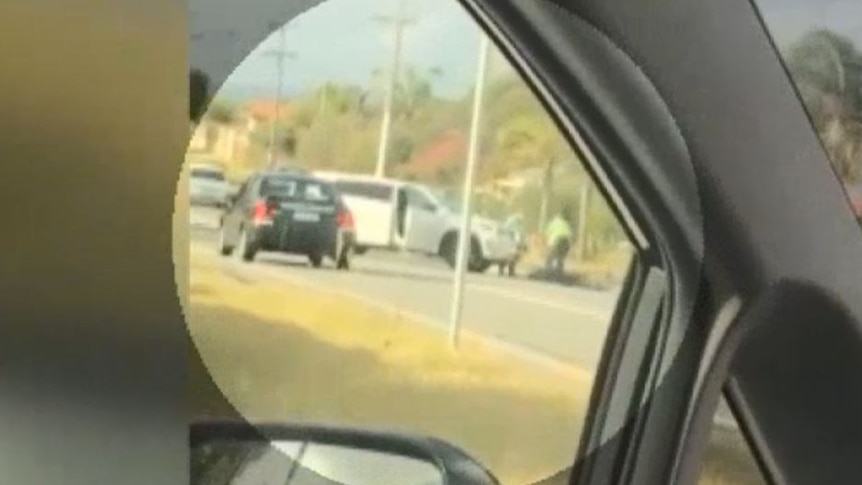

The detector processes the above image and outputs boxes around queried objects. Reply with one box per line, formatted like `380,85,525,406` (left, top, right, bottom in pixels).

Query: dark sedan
218,171,354,269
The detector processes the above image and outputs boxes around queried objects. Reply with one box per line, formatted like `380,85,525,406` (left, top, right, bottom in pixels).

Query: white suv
314,171,518,273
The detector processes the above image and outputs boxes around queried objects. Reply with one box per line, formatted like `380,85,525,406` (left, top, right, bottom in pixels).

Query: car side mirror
190,420,500,485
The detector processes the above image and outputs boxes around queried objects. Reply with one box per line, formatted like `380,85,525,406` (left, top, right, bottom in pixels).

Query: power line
373,0,416,178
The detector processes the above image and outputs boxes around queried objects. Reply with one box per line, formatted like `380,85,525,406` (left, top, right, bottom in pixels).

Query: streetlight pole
374,0,414,178
264,24,296,168
448,33,491,349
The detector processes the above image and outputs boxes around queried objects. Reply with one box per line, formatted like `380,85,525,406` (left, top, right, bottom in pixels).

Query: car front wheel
442,234,487,272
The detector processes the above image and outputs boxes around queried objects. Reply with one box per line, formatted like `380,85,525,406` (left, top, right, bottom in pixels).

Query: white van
314,171,518,273
189,163,229,208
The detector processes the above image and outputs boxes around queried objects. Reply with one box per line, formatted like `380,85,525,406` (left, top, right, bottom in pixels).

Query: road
189,206,619,372
188,205,736,428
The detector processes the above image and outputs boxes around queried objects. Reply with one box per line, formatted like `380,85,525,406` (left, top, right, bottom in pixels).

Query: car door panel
404,207,438,254
403,187,442,254
339,194,390,248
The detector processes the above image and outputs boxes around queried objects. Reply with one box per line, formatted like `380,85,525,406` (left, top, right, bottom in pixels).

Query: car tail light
337,208,354,230
253,200,278,223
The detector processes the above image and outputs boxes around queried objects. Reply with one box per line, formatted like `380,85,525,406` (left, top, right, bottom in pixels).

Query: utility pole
448,33,491,349
262,24,296,168
373,0,415,178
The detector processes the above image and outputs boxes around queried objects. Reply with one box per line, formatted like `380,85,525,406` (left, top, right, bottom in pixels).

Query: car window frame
456,0,860,484
453,4,681,484
458,2,862,484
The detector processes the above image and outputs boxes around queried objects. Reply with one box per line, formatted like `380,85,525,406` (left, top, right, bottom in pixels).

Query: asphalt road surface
187,205,736,428
188,206,619,372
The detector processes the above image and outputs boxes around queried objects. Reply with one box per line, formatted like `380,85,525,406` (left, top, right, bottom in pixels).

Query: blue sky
219,0,486,101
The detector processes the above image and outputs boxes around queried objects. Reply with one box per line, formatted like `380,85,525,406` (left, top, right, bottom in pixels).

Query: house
238,99,294,133
187,98,296,165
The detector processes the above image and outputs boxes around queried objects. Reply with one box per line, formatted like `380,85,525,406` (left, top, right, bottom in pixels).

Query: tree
206,101,237,125
786,29,862,183
189,68,210,123
394,66,438,121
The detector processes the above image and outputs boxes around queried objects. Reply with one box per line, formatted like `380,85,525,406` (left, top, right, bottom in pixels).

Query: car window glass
404,186,435,210
260,177,335,202
260,177,298,198
192,168,226,181
698,397,766,484
754,0,862,227
303,182,331,202
183,1,637,483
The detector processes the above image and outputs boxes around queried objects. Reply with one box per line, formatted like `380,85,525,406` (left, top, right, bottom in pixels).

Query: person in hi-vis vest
544,206,574,277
